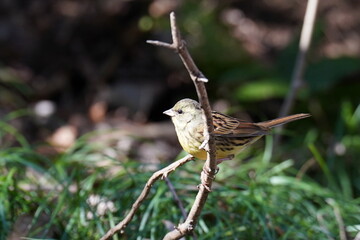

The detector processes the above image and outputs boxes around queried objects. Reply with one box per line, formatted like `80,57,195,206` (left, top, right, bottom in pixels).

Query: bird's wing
212,111,269,137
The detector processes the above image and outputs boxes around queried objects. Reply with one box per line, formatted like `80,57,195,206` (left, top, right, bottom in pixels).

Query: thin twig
148,12,217,239
100,154,194,240
275,0,318,146
279,0,318,118
164,177,188,220
296,157,316,179
165,178,198,240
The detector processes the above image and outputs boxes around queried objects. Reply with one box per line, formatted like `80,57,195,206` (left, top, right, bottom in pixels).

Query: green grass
1,105,360,240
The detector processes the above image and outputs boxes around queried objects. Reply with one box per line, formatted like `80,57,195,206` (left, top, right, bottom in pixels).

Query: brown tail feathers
257,113,311,129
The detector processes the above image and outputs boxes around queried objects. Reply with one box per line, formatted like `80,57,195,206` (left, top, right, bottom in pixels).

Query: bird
164,98,310,162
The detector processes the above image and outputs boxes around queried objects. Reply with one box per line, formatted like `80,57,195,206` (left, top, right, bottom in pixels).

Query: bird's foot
199,166,217,191
199,138,208,150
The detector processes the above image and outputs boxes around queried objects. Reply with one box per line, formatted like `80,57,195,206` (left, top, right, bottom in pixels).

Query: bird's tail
257,113,310,129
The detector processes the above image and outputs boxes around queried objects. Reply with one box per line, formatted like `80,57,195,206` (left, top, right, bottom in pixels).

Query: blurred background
1,0,360,239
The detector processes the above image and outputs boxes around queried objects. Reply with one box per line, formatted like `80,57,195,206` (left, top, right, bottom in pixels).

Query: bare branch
100,154,194,240
274,0,318,147
102,11,217,240
279,0,318,118
147,11,218,239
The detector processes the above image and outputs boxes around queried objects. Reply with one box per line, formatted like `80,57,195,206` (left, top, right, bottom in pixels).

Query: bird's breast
175,122,205,158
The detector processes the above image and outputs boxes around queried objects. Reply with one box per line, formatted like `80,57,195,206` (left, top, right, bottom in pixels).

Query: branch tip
146,40,174,49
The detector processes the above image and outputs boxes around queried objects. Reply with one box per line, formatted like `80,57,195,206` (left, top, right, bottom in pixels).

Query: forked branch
100,154,194,240
101,11,217,240
148,12,217,239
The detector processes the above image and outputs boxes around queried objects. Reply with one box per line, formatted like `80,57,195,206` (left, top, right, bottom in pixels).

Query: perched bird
164,98,310,161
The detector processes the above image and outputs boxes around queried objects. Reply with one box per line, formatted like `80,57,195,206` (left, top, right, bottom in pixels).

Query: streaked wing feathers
212,111,269,137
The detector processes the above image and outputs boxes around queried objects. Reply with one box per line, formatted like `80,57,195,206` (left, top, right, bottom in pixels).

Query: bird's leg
199,137,209,150
199,155,235,191
216,154,235,165
200,154,234,189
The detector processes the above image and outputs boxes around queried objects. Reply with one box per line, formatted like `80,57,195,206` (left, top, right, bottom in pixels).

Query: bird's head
163,98,203,129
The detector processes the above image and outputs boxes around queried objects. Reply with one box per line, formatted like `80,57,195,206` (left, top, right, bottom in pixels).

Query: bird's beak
163,109,176,117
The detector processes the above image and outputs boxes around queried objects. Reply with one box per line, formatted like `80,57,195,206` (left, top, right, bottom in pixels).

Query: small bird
164,98,310,162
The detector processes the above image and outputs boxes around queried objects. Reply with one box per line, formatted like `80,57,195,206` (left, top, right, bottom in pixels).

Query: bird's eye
177,109,183,114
